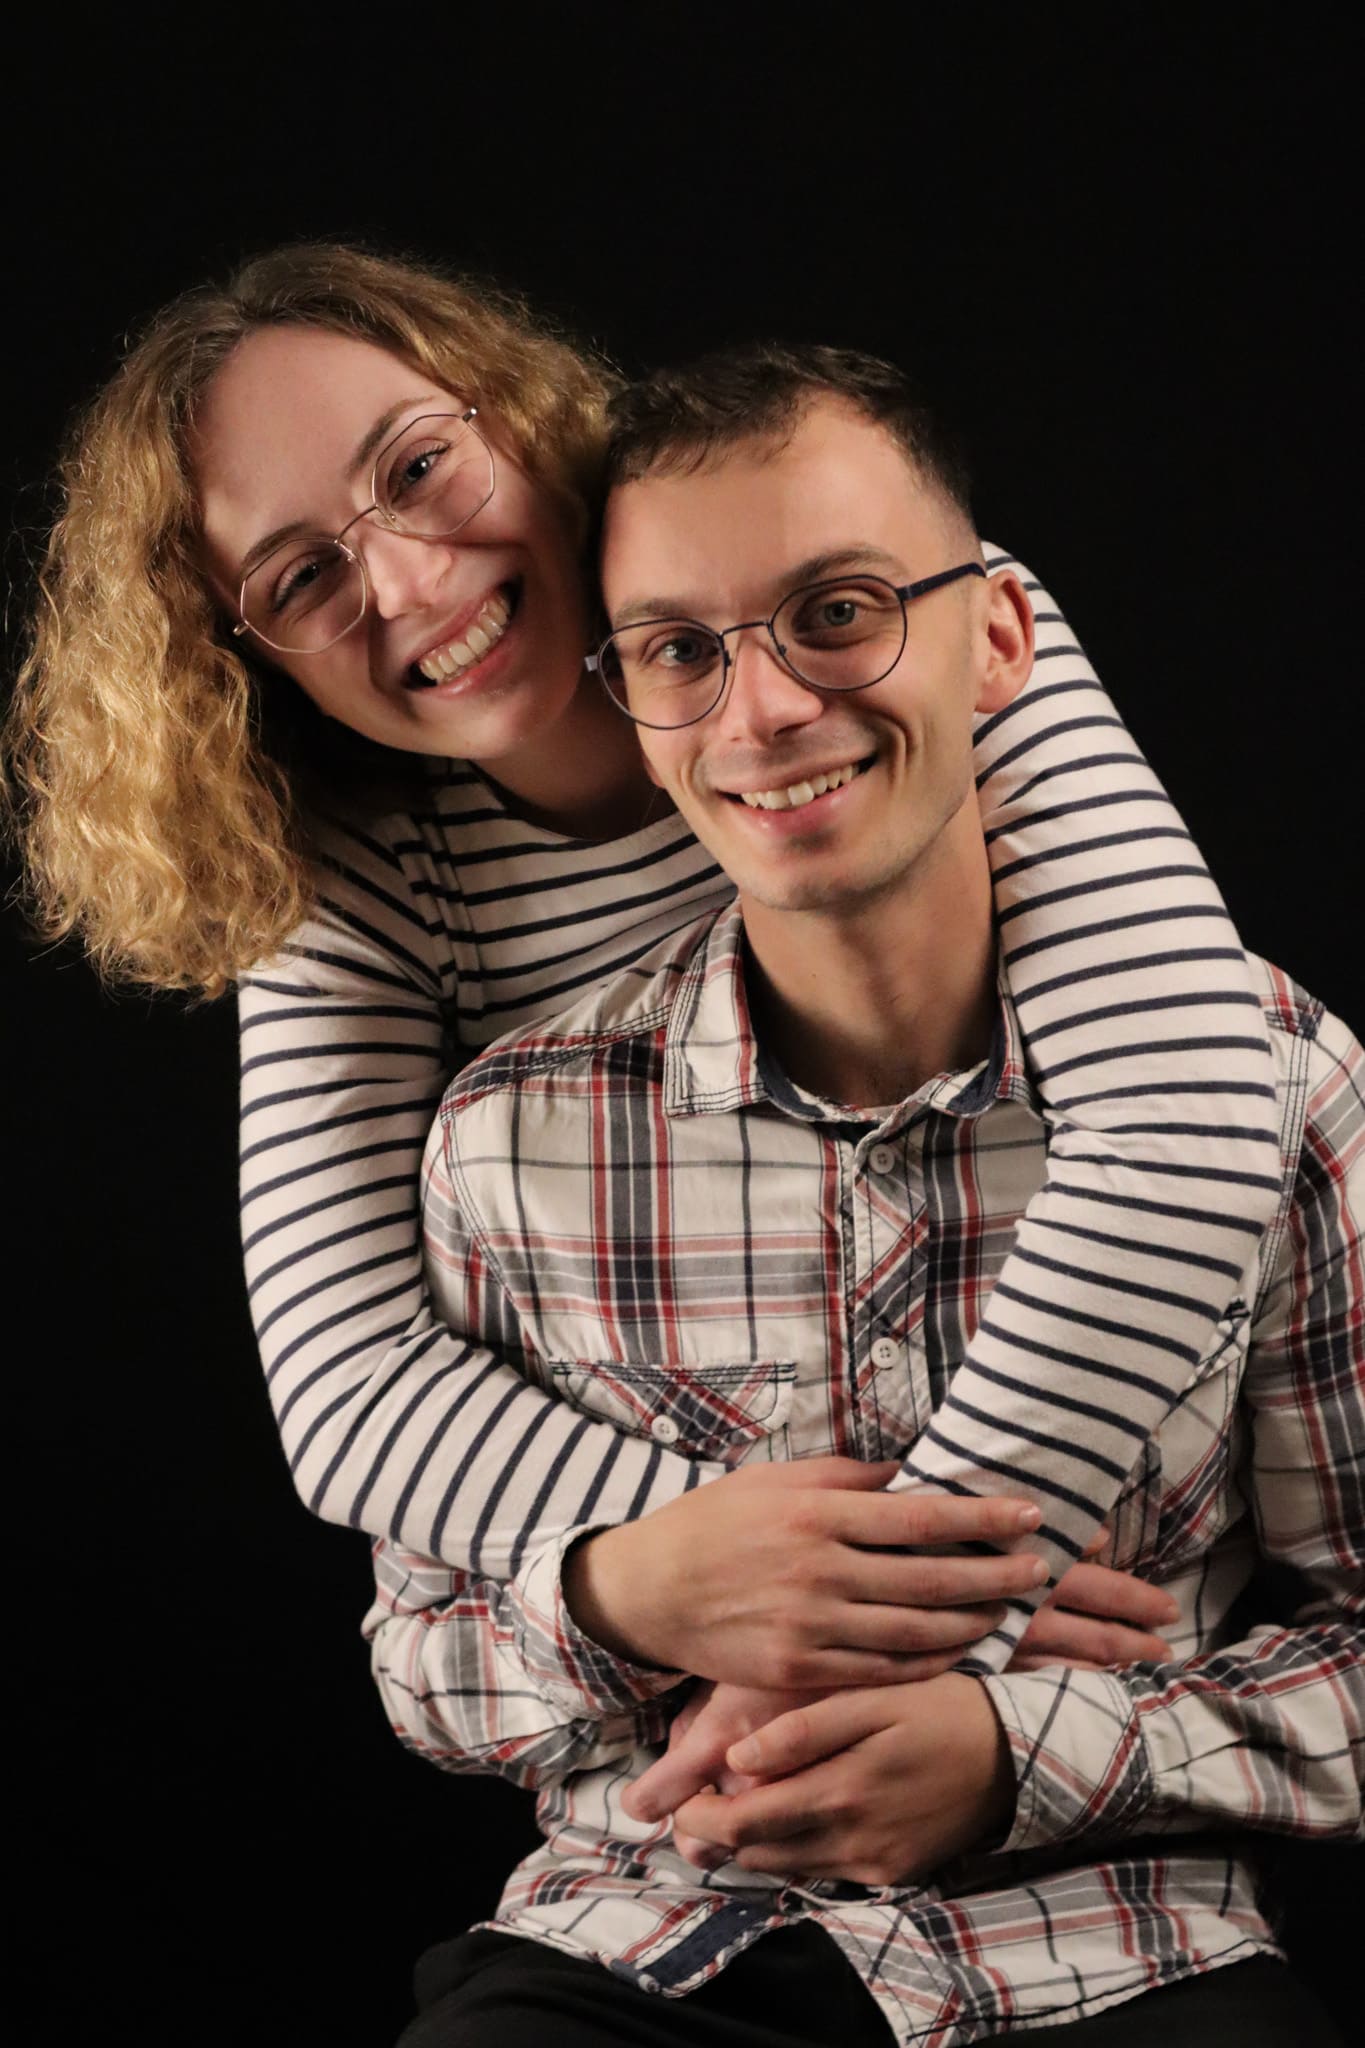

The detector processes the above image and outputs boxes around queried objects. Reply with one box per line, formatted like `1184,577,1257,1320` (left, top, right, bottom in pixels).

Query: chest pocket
547,1358,796,1465
1103,1303,1252,1575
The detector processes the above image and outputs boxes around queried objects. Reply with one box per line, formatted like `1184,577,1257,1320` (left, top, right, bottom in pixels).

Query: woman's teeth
739,762,862,810
416,592,512,682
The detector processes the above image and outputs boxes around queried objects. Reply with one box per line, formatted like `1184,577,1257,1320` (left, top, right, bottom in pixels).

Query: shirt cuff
508,1528,690,1721
983,1666,1156,1855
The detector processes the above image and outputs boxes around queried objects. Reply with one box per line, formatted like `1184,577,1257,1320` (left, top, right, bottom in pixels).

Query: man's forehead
601,403,941,619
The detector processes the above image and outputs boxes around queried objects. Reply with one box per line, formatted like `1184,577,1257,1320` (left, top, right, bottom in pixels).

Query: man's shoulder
1247,954,1362,1195
1249,953,1360,1088
443,909,722,1121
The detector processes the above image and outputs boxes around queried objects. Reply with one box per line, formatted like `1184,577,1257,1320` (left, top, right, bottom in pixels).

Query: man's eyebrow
609,546,907,629
236,396,432,580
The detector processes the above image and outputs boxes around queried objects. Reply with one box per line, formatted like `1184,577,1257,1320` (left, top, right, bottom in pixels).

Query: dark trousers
397,1924,1344,2047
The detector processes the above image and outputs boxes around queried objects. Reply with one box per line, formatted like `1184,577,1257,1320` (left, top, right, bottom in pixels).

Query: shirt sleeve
895,547,1286,1671
982,1010,1365,1853
240,809,721,1576
362,1531,686,1786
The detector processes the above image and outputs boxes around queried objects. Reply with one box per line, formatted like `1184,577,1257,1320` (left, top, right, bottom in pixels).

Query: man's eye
645,631,710,668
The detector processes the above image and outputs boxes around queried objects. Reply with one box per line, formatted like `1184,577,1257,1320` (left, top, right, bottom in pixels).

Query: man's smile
733,758,873,810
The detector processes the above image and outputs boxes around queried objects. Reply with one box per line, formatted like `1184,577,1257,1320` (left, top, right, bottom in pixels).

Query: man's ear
975,569,1034,714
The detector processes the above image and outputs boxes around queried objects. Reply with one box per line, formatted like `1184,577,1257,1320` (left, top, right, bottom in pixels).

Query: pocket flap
547,1358,796,1462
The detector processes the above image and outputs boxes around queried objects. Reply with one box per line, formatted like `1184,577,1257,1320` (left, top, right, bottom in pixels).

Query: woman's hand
564,1459,1049,1688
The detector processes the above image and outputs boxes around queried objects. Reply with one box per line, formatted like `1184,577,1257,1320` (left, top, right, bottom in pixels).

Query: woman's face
192,324,595,764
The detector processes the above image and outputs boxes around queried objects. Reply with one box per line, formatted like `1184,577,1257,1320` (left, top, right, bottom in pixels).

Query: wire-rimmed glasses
587,562,987,729
233,409,495,654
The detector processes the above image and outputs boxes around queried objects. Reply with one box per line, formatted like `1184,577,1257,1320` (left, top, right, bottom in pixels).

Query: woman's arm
239,809,721,1572
895,548,1283,1669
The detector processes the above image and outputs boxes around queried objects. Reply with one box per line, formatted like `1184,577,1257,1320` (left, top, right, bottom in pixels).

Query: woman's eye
272,556,325,612
820,599,859,627
388,441,450,503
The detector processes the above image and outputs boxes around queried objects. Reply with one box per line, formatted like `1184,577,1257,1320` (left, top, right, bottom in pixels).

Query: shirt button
650,1415,680,1444
871,1337,902,1369
869,1144,897,1174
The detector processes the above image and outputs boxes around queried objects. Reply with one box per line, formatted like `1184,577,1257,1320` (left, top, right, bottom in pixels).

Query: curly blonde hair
3,242,617,998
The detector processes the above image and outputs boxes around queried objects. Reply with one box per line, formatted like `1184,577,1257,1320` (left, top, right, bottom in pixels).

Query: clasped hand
616,1517,1176,1884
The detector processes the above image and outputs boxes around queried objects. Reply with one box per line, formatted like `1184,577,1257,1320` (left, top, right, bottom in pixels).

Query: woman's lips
404,578,522,691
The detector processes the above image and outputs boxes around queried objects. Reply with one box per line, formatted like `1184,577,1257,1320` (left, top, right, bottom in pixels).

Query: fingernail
1016,1505,1042,1529
728,1739,760,1771
1028,1557,1050,1585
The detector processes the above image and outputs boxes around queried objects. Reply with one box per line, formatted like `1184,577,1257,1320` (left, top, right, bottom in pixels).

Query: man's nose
714,631,826,742
360,525,457,620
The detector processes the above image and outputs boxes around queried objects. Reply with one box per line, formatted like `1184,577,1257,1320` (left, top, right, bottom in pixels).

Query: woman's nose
360,526,456,620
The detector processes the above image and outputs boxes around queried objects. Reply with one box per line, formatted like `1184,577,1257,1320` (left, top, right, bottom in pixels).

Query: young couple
8,245,1359,2044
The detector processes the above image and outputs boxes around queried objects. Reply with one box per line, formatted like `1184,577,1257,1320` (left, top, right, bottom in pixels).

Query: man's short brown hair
604,341,974,523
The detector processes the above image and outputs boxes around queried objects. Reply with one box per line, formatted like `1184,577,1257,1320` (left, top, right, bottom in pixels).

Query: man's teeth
739,763,862,810
416,592,511,681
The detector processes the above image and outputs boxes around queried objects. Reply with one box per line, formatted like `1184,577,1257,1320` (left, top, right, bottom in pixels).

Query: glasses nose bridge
710,613,821,731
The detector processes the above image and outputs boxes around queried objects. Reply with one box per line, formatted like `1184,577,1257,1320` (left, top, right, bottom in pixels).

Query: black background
5,11,1359,2044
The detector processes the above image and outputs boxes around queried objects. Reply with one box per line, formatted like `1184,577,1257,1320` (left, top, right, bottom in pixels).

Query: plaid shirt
366,905,1364,2045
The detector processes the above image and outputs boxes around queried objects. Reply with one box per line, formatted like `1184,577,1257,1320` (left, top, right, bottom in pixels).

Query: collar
664,901,1036,1134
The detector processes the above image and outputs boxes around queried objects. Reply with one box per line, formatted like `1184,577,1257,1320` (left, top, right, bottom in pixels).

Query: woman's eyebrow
238,396,436,578
347,395,433,481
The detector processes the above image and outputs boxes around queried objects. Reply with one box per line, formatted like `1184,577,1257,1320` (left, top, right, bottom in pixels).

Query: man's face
599,398,1030,919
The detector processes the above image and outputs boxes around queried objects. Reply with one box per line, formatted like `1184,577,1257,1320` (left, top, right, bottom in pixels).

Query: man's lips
719,756,875,811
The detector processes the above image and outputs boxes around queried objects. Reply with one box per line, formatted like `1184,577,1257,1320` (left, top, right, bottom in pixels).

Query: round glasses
234,410,495,655
587,563,987,730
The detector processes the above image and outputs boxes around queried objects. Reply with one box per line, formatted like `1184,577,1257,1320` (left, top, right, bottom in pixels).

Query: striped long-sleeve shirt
239,549,1281,1660
365,928,1364,2047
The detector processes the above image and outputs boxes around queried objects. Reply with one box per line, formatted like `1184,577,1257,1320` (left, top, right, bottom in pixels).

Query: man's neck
741,825,999,1111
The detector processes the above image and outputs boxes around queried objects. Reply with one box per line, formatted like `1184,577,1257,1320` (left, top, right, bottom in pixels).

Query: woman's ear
975,568,1035,714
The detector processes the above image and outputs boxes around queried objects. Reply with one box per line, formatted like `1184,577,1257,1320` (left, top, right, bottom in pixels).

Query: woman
4,242,1279,1667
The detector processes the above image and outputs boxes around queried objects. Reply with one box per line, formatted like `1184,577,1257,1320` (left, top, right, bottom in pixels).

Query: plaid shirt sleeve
364,1531,687,1786
985,1008,1365,1854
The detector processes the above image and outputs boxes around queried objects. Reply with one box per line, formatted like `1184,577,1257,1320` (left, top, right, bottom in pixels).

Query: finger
834,1549,1049,1608
730,1456,902,1494
1016,1610,1172,1667
821,1600,1011,1656
666,1684,712,1743
726,1692,892,1779
628,1736,730,1822
1048,1561,1179,1629
827,1490,1043,1551
733,1834,835,1877
674,1785,817,1851
1007,1654,1108,1674
672,1825,728,1869
754,1644,968,1690
1080,1524,1112,1561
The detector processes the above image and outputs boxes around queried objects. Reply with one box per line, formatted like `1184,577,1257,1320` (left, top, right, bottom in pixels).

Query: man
366,346,1362,2046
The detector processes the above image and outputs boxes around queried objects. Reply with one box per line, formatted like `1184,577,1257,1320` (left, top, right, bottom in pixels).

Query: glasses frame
587,561,987,730
232,407,492,655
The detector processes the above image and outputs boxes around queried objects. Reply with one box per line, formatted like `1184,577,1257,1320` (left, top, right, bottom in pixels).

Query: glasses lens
241,540,365,654
598,620,726,728
773,576,906,691
376,414,495,537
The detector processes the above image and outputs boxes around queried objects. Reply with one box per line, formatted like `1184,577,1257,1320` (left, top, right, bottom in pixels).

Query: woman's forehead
191,326,449,567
